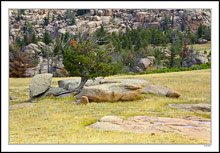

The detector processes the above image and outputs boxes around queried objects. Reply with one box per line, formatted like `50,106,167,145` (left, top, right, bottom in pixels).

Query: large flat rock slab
75,83,142,102
29,73,53,98
88,116,210,142
58,78,151,91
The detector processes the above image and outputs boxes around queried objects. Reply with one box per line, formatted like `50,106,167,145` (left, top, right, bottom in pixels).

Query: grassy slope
9,69,211,144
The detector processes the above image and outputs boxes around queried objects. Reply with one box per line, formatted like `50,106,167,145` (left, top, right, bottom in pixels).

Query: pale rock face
58,28,66,34
135,12,148,22
105,9,112,16
138,58,153,71
102,16,111,26
29,73,53,98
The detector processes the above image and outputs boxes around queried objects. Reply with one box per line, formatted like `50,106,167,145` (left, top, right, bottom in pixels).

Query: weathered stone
58,28,66,34
58,78,101,90
29,73,53,98
76,96,89,105
168,104,211,112
105,9,112,16
138,58,153,71
58,78,151,91
135,12,147,22
198,38,208,44
41,87,68,97
102,16,111,26
104,79,152,86
88,115,210,142
75,83,142,102
142,84,181,98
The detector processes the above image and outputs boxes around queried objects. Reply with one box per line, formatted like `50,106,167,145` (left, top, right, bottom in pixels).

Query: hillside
9,9,211,77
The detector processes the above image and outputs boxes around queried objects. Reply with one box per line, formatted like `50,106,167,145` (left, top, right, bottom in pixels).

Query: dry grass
9,69,211,144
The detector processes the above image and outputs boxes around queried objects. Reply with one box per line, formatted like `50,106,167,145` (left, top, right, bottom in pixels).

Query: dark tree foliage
63,33,115,92
32,31,38,44
197,24,204,38
43,30,53,45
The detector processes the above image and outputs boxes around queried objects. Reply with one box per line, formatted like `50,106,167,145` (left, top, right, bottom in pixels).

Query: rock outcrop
88,115,210,141
182,54,208,68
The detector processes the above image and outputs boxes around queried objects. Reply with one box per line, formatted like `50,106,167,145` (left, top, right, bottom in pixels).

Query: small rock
76,96,89,105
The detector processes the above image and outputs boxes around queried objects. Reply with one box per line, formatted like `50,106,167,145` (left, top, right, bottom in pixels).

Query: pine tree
63,33,115,92
43,30,53,45
32,31,38,44
54,35,62,56
23,34,29,46
52,15,55,22
181,19,185,32
197,24,204,38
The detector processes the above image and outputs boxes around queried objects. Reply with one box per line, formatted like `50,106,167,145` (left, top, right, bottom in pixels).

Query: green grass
9,69,211,144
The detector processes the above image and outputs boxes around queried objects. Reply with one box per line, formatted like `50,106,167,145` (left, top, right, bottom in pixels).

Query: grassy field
9,69,211,144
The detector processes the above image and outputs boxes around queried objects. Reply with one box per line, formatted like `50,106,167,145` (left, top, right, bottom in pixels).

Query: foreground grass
9,69,211,144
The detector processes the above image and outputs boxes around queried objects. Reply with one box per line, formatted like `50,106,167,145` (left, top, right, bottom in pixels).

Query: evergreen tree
54,35,62,56
181,19,185,32
63,33,115,92
43,30,53,45
44,17,49,26
23,34,29,46
32,31,38,44
197,24,204,38
57,14,62,20
52,15,55,22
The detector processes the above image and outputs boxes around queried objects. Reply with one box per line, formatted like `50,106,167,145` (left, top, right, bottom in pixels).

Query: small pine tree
54,35,62,56
32,31,38,44
197,24,204,38
23,34,29,46
52,15,55,22
43,30,53,45
181,19,185,32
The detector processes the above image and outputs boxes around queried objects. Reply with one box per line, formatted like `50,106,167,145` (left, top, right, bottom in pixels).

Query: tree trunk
75,77,89,92
54,77,89,96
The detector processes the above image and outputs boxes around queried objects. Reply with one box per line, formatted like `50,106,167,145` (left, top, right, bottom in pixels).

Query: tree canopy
63,32,115,91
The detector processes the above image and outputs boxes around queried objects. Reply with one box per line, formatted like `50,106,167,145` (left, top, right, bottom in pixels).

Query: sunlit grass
9,69,211,144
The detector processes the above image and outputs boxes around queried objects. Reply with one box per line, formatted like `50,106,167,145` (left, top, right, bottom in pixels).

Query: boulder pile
29,74,181,102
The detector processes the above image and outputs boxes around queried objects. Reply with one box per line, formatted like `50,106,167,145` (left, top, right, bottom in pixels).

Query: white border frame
1,1,219,152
